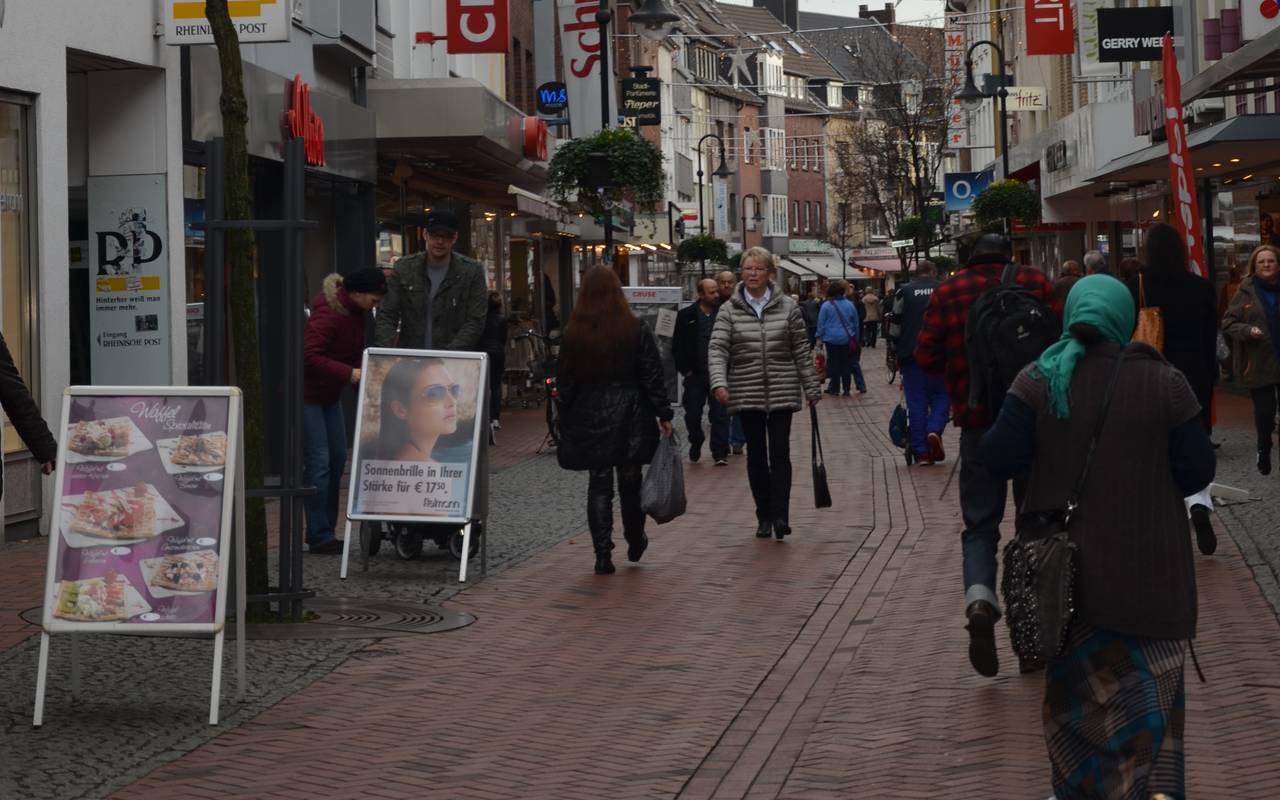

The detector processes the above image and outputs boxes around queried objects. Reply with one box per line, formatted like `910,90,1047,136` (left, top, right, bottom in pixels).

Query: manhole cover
20,597,474,640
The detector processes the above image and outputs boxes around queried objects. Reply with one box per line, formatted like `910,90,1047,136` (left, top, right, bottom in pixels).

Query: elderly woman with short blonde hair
709,247,822,540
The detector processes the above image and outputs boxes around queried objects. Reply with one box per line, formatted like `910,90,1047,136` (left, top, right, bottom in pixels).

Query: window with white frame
815,201,823,234
761,53,785,96
811,140,822,172
792,201,800,233
765,194,789,238
826,82,843,108
742,127,752,164
804,201,811,232
764,128,785,170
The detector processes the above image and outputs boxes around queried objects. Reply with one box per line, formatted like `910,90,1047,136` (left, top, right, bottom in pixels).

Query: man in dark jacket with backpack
914,234,1060,678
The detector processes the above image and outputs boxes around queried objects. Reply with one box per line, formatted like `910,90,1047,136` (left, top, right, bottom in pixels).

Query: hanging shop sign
446,0,509,54
34,387,246,726
164,0,291,45
88,174,172,386
556,0,616,137
285,75,326,167
1097,7,1175,62
1245,0,1280,40
346,349,488,524
1078,0,1122,76
944,171,993,212
1006,86,1048,112
1026,0,1074,55
536,81,569,115
523,117,550,161
1161,34,1207,279
621,77,662,126
944,13,969,148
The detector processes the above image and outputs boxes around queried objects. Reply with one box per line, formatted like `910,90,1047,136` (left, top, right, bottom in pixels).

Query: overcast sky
720,0,945,28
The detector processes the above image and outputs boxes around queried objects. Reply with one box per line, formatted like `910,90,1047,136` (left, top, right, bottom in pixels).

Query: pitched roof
711,2,845,81
796,11,922,85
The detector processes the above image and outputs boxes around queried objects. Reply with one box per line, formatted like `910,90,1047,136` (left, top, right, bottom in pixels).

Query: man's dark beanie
344,267,387,294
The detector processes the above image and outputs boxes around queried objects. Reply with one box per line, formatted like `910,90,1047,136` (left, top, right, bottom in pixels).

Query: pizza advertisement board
346,349,488,524
41,388,241,633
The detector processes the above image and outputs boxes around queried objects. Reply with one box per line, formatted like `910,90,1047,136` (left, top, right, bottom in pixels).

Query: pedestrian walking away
1082,249,1109,276
816,281,860,397
980,275,1214,799
673,279,730,465
843,284,868,393
913,233,1059,677
893,261,949,464
1052,260,1082,307
1126,222,1219,435
716,269,748,455
374,209,489,351
800,282,823,347
1223,244,1280,477
861,289,882,348
480,292,508,430
302,268,386,554
709,247,822,541
556,266,674,576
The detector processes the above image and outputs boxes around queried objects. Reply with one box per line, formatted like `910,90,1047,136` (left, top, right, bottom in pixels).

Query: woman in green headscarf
978,274,1215,799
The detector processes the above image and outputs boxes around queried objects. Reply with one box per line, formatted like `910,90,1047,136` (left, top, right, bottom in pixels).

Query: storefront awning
783,255,874,281
1090,114,1280,184
1184,27,1280,102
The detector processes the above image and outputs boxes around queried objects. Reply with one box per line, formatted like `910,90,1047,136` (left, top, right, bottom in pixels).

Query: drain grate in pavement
19,597,474,640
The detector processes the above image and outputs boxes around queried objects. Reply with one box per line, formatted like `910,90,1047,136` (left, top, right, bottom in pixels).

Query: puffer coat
1223,276,1280,389
708,283,822,414
557,321,674,471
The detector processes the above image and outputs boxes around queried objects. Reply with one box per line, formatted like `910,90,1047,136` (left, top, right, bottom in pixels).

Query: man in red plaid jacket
913,233,1059,678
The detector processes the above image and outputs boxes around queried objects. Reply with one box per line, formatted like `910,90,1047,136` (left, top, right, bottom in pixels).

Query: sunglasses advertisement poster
40,389,241,632
348,348,487,523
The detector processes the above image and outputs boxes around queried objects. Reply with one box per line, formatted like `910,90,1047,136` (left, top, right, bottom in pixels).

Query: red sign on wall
523,118,549,162
1025,0,1074,55
1161,34,1207,278
285,75,326,167
447,0,509,54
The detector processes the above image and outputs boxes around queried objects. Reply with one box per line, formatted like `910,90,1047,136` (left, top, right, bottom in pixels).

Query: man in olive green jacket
374,210,488,351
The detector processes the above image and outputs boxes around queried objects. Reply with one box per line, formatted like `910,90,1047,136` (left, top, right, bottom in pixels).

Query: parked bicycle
514,329,561,449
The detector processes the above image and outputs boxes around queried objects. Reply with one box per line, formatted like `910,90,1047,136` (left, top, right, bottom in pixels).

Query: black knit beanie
343,267,387,295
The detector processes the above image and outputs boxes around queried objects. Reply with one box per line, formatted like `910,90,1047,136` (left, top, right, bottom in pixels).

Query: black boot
617,465,647,563
595,552,616,575
965,600,1000,678
587,470,616,573
1260,448,1272,476
755,519,773,538
773,517,791,540
1190,503,1218,555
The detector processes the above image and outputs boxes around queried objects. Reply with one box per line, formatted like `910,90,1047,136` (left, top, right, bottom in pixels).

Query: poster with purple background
44,394,231,627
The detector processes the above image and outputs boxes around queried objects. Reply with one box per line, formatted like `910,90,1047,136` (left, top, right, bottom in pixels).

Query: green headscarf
1034,274,1135,419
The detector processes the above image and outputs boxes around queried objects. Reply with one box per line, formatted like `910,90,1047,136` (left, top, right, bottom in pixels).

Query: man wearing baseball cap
374,209,489,351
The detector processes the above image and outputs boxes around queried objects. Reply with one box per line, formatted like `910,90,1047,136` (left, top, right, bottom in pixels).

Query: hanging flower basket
676,234,729,265
546,128,666,218
972,179,1041,232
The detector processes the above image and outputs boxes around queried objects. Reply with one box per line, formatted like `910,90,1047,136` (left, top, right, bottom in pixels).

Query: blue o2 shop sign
537,81,569,115
944,171,994,212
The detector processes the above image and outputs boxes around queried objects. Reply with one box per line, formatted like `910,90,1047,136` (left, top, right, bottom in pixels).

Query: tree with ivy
206,0,269,613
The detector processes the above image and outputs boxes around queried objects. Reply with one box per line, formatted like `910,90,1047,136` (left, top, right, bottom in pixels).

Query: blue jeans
730,414,746,447
303,402,348,546
902,361,950,456
959,427,1025,611
683,373,730,460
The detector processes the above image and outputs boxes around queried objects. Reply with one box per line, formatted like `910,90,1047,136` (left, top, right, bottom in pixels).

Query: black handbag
1001,347,1127,667
811,405,832,508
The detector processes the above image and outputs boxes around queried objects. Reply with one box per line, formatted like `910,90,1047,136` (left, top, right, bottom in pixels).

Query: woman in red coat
303,268,386,553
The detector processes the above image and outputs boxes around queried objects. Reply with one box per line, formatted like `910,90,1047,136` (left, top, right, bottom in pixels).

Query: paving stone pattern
109,368,1280,799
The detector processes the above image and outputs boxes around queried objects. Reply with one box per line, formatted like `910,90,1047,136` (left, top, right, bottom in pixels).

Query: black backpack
964,263,1059,415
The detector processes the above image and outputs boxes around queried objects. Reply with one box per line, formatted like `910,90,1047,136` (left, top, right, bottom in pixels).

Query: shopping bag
889,403,909,449
813,341,828,382
811,405,833,509
641,432,687,524
1131,273,1164,351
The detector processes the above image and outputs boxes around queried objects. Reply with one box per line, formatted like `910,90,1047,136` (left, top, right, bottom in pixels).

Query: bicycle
514,329,562,451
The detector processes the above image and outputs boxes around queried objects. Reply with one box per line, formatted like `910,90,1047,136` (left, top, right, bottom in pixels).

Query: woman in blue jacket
816,281,866,395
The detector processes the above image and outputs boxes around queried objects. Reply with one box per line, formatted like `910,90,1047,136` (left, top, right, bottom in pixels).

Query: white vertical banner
556,0,618,137
714,179,729,235
87,174,172,385
1077,0,1120,77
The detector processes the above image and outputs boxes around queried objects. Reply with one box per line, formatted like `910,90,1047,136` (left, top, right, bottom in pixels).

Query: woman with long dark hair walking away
556,266,673,575
1223,244,1280,475
980,275,1214,799
709,247,822,540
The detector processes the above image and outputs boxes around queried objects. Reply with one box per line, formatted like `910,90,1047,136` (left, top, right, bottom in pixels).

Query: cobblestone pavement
0,406,587,800
97,359,1280,799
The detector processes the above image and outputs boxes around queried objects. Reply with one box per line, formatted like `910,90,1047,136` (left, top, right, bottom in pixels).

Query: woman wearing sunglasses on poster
377,358,462,464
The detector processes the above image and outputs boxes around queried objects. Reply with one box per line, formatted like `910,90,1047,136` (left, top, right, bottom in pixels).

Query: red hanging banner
446,0,509,54
1025,0,1075,55
1161,33,1207,278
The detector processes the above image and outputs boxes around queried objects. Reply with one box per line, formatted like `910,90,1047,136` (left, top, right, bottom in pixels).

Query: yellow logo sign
171,0,277,20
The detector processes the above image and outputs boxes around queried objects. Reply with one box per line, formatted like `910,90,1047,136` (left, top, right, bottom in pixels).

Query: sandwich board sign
34,386,246,727
339,348,489,583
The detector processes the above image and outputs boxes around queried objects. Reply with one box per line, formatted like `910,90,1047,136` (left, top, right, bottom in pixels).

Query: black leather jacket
557,322,673,471
0,333,55,499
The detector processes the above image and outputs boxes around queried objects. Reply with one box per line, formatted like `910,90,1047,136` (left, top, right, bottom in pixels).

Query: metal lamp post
954,39,1010,180
741,192,766,251
695,132,734,277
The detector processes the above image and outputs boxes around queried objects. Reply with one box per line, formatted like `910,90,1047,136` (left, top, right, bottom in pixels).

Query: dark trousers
488,350,505,421
739,409,794,524
825,341,851,394
959,427,1025,612
1251,384,1280,451
683,373,730,459
863,320,879,347
587,465,644,554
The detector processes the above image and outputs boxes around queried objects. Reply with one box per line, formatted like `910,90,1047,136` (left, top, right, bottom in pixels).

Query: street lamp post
954,39,1010,180
695,132,734,277
741,192,766,252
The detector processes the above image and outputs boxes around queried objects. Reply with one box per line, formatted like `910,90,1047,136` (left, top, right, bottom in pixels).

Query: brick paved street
81,360,1280,799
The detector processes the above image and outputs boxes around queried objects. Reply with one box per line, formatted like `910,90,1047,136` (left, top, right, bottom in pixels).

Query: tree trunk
206,0,270,611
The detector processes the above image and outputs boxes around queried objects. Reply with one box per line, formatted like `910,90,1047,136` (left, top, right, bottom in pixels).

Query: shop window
0,98,34,454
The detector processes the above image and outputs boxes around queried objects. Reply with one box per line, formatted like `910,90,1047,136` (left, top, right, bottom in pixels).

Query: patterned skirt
1043,622,1187,800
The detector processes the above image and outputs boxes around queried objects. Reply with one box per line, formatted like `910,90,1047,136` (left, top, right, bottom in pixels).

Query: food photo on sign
349,350,486,521
46,395,232,627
